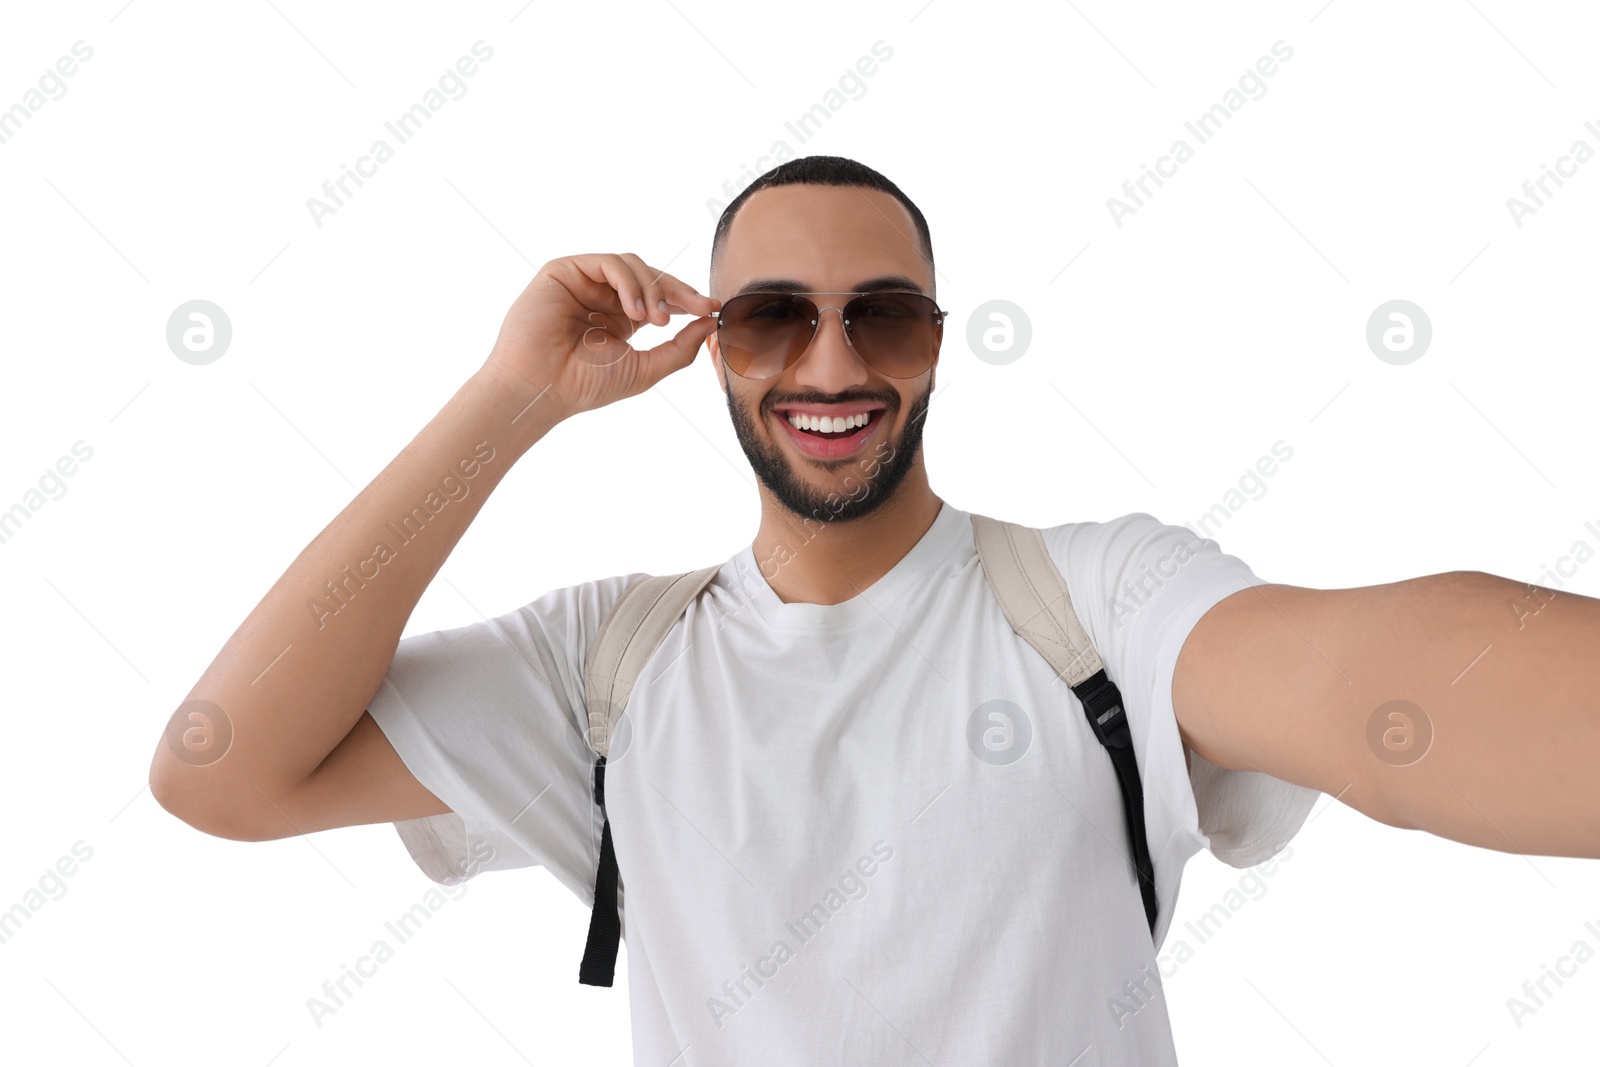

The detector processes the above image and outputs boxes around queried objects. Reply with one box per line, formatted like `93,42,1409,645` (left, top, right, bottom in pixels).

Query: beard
723,367,933,525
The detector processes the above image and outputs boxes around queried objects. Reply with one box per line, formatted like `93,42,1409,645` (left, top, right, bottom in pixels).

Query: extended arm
1173,571,1600,859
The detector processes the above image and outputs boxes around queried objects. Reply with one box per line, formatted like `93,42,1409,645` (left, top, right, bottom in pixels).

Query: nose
790,304,871,393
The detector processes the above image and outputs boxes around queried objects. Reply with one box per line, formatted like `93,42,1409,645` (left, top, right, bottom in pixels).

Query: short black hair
710,155,935,296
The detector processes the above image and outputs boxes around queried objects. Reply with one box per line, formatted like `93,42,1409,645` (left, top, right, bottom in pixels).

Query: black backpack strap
969,512,1159,940
1071,668,1158,934
577,756,621,986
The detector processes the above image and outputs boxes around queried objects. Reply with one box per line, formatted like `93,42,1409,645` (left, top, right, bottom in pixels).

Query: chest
601,564,1143,942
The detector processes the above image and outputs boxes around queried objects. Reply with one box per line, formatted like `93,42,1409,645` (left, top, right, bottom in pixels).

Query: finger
570,253,649,323
620,253,670,328
548,257,624,328
619,257,720,321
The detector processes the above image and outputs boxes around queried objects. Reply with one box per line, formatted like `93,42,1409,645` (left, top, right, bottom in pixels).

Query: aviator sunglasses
710,291,947,380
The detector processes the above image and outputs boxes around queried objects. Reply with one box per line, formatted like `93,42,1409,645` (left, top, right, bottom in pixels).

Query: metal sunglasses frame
709,290,948,380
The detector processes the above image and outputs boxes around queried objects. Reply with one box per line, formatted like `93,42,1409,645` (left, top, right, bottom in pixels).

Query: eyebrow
731,274,928,299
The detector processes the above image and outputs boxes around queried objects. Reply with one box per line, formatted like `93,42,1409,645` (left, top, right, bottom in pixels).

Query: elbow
148,749,282,843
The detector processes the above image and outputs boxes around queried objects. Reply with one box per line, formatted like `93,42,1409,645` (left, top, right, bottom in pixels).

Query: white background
2,1,1598,1064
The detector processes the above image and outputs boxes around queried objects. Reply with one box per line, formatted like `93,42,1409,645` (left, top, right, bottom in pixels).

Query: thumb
633,315,715,387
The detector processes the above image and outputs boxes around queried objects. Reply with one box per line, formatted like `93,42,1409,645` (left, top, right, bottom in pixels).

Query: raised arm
1173,572,1600,859
149,254,720,842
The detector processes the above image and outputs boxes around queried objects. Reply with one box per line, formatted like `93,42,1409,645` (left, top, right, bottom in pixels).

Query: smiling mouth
770,405,886,458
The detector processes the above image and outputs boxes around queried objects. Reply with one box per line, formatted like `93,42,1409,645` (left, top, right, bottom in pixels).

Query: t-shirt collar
727,500,967,631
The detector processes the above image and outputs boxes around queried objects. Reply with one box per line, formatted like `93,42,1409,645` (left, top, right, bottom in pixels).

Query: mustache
762,391,898,413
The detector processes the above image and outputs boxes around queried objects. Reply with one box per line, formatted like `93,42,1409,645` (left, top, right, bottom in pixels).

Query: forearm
150,367,560,813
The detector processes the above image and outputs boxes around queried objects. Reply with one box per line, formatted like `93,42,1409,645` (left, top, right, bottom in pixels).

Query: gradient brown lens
717,293,940,380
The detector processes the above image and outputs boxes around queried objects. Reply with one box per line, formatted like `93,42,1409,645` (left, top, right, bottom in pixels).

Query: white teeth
786,411,873,433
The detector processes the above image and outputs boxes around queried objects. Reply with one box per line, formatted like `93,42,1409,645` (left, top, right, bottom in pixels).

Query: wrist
464,362,567,455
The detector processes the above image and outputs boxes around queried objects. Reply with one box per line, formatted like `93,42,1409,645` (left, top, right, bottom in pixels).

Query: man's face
708,184,940,525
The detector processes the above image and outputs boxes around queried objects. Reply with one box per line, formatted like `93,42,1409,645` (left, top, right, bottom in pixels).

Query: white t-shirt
368,502,1319,1064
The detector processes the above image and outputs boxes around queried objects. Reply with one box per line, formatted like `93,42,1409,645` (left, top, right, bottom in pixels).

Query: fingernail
657,299,668,311
634,297,645,313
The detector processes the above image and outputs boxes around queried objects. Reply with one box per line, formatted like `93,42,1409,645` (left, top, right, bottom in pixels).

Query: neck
751,461,944,606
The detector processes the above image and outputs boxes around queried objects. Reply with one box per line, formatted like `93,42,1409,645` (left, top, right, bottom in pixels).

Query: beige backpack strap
581,564,722,758
970,511,1160,937
969,512,1103,686
578,562,721,987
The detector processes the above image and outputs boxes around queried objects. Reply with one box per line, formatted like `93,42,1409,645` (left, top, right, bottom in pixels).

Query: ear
707,330,727,395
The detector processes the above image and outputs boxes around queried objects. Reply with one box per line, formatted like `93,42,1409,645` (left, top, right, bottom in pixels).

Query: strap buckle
1075,669,1132,750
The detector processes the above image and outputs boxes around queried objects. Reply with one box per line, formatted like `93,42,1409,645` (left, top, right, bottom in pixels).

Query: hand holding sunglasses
479,252,721,423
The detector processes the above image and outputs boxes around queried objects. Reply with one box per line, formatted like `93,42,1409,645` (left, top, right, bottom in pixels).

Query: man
150,155,1600,1064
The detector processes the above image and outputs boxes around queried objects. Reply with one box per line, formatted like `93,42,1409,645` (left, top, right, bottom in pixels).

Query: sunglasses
710,291,947,381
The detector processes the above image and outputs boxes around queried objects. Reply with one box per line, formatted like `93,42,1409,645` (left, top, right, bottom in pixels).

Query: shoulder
391,570,652,668
1034,511,1225,604
1025,511,1261,661
509,570,656,662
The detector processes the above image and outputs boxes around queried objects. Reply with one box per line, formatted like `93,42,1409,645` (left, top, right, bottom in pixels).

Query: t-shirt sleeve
1043,514,1322,878
365,573,646,908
